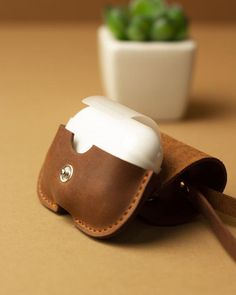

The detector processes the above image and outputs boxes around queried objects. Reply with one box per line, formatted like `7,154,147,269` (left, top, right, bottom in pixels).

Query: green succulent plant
103,0,189,41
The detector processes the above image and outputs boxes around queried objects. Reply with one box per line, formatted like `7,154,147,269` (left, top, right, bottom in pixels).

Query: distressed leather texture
139,133,227,225
38,125,153,238
37,125,236,261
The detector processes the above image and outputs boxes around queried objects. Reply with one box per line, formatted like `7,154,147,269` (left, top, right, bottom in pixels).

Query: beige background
1,22,236,294
0,0,235,21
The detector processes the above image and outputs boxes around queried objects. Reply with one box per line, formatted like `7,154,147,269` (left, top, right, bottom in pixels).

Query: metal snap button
60,164,73,183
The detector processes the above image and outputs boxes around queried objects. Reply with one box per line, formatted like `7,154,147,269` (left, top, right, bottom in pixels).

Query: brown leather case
37,125,236,259
38,124,228,233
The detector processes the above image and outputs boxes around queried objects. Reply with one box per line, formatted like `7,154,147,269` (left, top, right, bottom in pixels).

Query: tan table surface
0,22,236,295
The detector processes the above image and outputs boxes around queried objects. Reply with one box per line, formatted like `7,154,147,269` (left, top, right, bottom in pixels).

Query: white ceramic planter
98,26,197,120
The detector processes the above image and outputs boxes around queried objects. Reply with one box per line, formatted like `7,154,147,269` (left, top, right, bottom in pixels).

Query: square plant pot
98,26,197,120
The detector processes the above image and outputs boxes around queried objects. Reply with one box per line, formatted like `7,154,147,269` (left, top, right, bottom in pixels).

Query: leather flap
139,133,227,225
38,125,153,238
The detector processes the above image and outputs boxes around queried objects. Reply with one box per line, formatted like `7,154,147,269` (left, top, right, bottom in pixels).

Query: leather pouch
37,125,236,260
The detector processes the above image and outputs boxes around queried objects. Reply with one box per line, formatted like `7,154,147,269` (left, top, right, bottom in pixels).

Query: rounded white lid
66,96,163,174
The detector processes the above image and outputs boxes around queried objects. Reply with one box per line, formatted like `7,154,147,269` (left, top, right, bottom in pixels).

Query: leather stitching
38,171,151,233
37,172,57,210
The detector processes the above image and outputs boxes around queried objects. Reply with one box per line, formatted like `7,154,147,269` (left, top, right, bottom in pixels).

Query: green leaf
151,16,175,41
127,15,152,41
104,6,129,40
167,5,188,31
130,0,166,18
174,26,188,41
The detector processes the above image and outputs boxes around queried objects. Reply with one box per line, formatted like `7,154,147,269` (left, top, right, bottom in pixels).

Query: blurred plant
103,0,189,41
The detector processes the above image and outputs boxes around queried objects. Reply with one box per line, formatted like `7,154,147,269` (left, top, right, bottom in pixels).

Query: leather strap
184,183,236,262
201,186,236,218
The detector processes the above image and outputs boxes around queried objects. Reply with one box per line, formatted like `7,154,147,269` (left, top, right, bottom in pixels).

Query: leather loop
139,133,227,226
